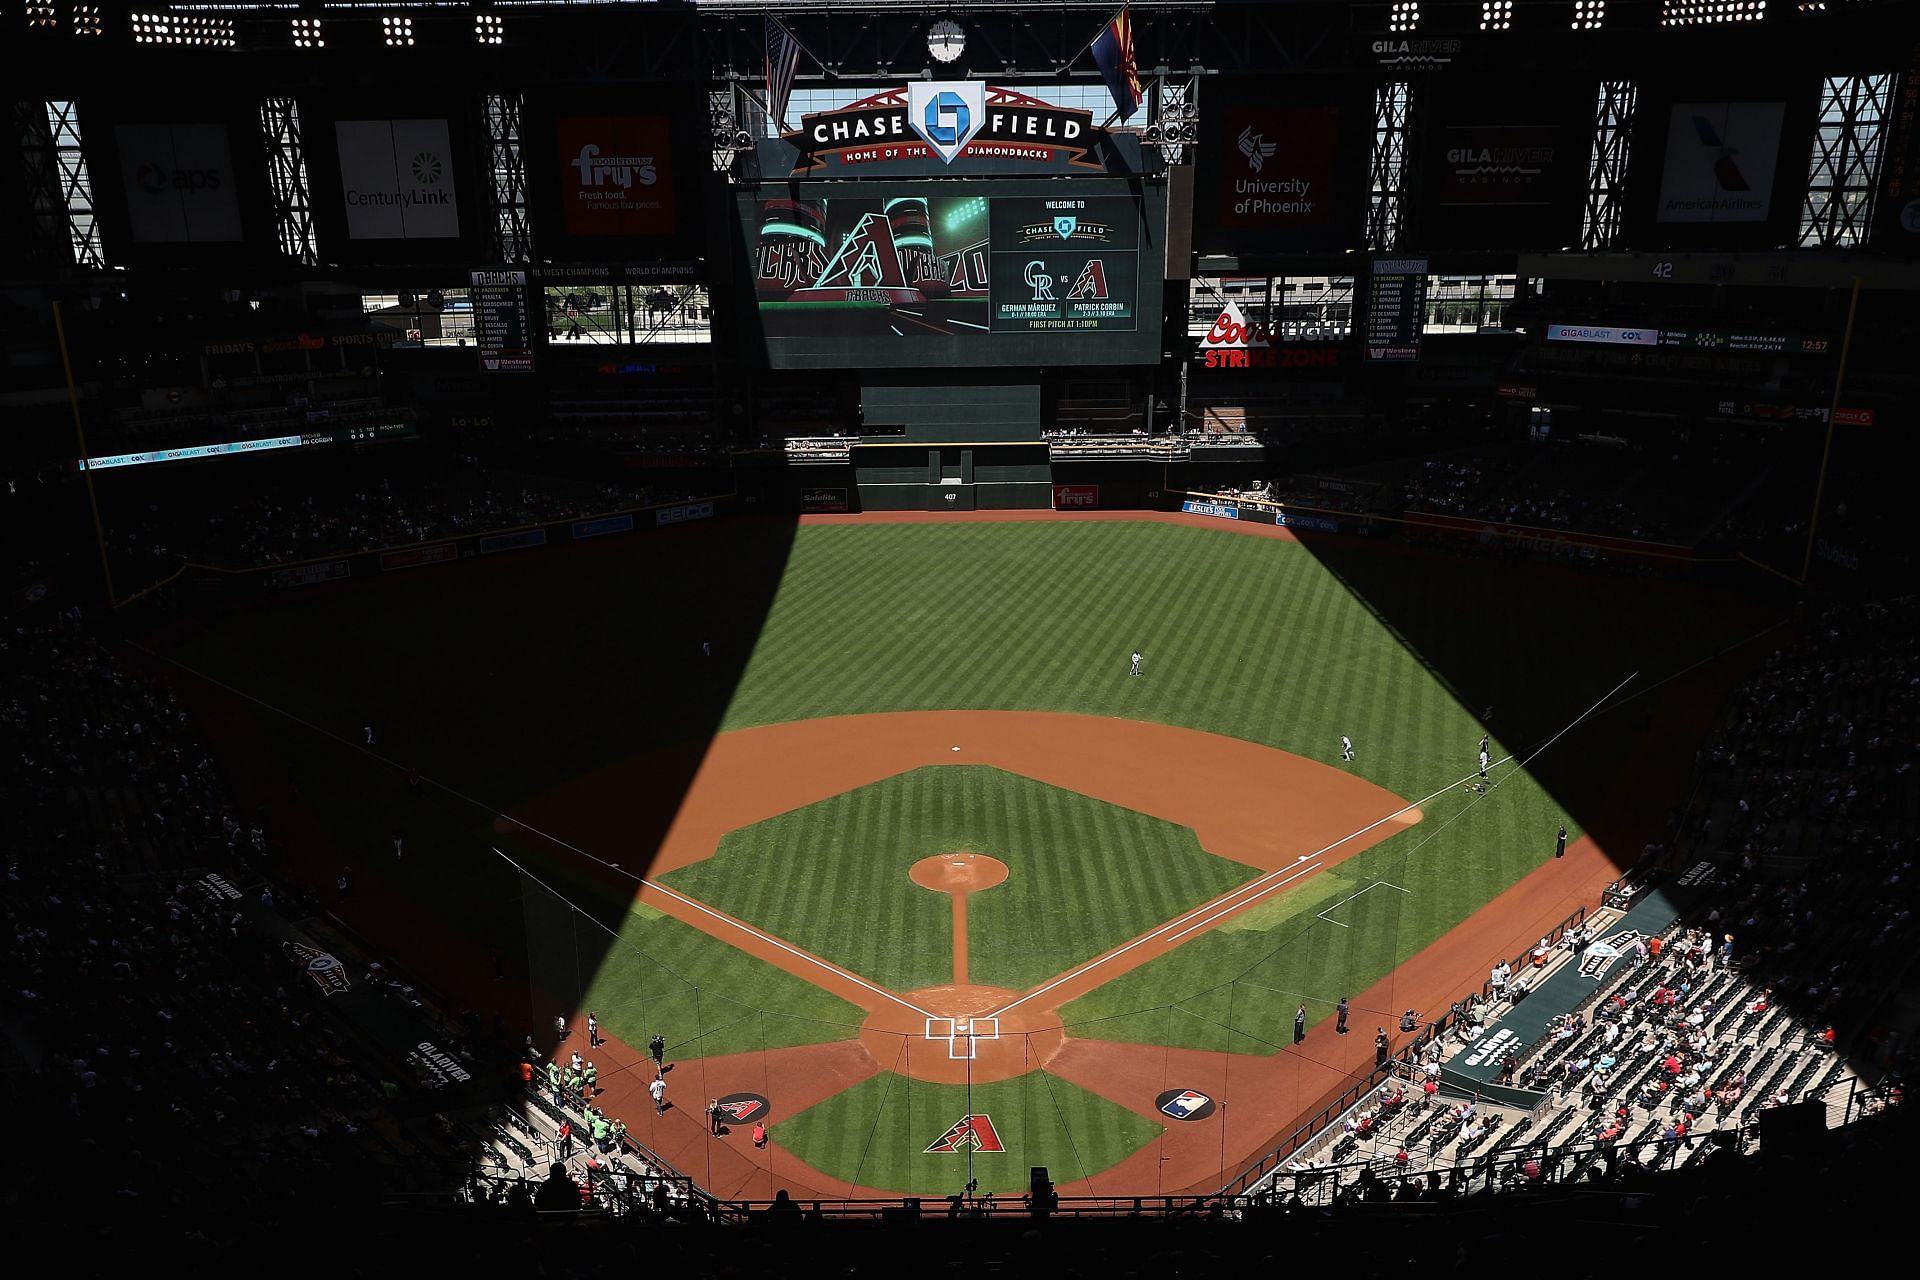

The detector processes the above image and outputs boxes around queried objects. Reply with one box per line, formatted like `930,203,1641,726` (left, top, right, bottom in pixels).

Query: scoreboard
740,178,1165,369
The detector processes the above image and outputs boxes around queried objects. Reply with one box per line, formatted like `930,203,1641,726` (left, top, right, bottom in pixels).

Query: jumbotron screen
740,179,1166,369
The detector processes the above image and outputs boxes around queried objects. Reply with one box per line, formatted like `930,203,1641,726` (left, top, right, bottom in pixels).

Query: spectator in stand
536,1162,581,1213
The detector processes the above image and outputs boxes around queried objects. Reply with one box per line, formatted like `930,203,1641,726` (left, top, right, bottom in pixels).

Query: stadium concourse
6,0,1920,1264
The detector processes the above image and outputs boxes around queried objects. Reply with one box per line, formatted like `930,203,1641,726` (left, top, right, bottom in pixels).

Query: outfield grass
661,765,1257,992
773,1069,1163,1197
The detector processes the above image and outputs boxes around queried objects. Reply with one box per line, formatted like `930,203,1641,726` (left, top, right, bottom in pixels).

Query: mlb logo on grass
909,81,986,164
1161,1090,1210,1119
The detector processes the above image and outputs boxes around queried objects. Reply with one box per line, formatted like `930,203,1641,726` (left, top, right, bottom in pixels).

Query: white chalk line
1167,860,1324,944
630,876,937,1019
493,845,934,1020
1316,879,1408,929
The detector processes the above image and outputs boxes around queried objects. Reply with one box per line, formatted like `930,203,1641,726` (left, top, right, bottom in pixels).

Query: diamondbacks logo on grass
925,1113,1006,1154
716,1092,769,1123
1155,1089,1218,1121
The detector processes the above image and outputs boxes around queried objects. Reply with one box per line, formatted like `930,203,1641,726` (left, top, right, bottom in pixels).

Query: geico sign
135,163,223,194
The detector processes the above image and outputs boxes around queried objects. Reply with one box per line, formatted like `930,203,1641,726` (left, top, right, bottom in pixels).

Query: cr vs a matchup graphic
751,190,1142,338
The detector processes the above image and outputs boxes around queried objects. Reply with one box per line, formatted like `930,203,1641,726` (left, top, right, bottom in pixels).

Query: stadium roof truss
1798,71,1894,249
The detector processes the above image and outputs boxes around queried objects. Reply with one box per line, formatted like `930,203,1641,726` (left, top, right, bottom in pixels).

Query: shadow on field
1281,530,1792,872
128,511,803,1089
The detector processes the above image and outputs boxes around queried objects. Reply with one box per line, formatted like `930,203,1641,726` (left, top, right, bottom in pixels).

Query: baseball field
136,510,1784,1200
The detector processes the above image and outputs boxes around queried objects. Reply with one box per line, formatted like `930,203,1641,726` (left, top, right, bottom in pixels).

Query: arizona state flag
1090,7,1145,122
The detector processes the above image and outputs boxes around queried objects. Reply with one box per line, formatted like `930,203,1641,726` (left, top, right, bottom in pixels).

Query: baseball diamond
145,512,1776,1200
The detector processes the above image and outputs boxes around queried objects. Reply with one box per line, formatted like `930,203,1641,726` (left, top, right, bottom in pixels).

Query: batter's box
925,1016,1000,1059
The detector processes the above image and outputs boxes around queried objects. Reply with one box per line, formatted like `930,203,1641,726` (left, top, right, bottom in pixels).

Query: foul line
495,845,934,1019
1166,861,1323,944
124,640,939,1022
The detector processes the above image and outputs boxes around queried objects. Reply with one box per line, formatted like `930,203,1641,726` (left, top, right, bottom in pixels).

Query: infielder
1341,735,1354,761
1129,650,1143,678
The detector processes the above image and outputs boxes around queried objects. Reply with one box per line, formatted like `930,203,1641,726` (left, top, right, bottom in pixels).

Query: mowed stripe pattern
716,521,1591,1050
660,766,1258,994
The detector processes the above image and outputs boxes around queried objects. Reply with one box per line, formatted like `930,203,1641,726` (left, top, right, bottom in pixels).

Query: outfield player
1129,650,1143,678
1341,734,1354,762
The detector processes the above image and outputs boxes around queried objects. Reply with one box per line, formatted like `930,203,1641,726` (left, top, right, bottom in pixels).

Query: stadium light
383,14,414,47
1572,0,1606,29
1389,1,1420,32
475,13,504,45
26,2,56,31
1661,0,1768,23
1480,1,1513,30
72,3,102,37
131,13,236,48
291,16,322,48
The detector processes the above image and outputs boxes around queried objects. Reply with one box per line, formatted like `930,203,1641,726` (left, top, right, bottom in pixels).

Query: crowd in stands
100,460,699,580
1259,591,1915,1216
2,602,699,1234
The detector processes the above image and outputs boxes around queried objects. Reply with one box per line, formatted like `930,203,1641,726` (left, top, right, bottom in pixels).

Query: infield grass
662,764,1257,992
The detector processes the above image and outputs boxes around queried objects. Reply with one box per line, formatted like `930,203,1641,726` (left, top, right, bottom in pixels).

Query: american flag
764,16,802,132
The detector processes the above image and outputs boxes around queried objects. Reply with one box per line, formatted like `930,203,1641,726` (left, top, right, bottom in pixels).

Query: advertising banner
777,83,1111,176
570,513,636,539
1216,106,1338,231
265,559,350,589
1051,484,1100,509
478,528,548,555
337,119,460,239
1194,301,1342,371
379,543,458,571
1434,124,1562,209
801,487,850,514
1546,324,1662,346
115,123,243,243
1181,499,1239,520
655,501,716,526
1195,79,1365,254
1874,43,1920,251
1415,80,1588,249
558,116,676,237
1277,510,1342,533
1656,102,1786,224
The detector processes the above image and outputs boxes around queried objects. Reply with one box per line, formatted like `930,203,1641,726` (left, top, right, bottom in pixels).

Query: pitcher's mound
909,852,1008,894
